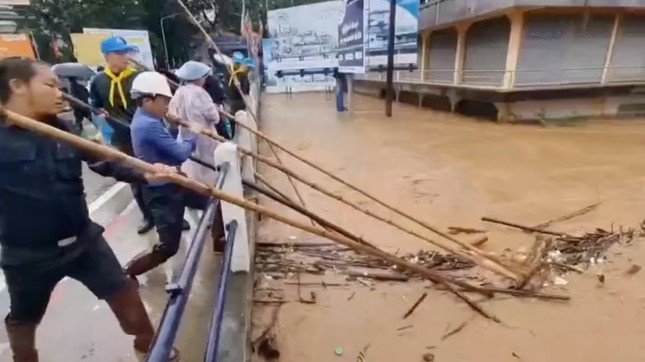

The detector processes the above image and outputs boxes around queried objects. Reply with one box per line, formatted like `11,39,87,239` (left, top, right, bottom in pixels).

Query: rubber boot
106,279,155,355
5,321,38,362
125,250,167,277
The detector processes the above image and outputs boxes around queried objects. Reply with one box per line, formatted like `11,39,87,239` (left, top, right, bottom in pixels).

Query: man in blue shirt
125,72,223,276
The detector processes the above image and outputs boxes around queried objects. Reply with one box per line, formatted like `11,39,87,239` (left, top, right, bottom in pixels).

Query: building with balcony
355,0,645,121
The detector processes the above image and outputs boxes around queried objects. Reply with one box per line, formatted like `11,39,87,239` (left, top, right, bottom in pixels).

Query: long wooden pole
2,108,498,321
64,88,519,280
177,118,522,281
128,57,313,226
67,90,331,244
246,176,382,251
482,217,568,238
223,110,515,274
169,0,311,218
171,0,507,278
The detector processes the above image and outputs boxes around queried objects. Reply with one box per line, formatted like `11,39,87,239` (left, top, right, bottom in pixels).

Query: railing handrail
357,65,645,88
203,219,239,362
146,162,231,362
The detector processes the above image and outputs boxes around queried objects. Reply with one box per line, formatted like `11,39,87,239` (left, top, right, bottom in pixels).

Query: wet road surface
0,202,221,361
253,93,645,361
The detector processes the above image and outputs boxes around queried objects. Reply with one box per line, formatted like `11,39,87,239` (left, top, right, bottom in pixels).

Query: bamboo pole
127,57,313,226
265,142,314,227
172,0,511,280
245,177,381,250
175,118,522,281
2,108,499,322
482,217,568,238
167,0,312,221
63,89,519,280
225,114,509,266
67,90,327,243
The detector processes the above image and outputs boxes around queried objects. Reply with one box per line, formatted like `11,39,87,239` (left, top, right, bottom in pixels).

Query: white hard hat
131,71,173,99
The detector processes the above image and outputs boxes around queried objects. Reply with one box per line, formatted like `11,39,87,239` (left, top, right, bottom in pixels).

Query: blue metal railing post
146,163,230,362
204,219,238,361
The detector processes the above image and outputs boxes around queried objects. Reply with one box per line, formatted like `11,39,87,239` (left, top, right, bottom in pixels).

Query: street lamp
161,12,181,69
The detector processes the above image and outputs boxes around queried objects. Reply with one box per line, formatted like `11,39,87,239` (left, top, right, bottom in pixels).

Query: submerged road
0,197,221,361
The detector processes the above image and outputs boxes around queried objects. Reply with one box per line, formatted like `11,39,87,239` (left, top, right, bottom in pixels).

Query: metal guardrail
356,66,645,89
204,219,239,361
146,162,230,362
146,65,260,362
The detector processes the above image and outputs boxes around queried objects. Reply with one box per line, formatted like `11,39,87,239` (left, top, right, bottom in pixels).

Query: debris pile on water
255,242,475,280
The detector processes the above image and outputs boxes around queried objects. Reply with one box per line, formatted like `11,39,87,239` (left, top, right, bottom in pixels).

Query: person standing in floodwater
334,71,348,112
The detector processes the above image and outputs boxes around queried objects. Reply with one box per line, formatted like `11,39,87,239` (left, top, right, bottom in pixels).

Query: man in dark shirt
89,37,154,234
0,57,177,361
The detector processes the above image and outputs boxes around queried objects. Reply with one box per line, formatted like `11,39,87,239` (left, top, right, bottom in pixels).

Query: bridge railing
204,74,261,361
146,73,260,361
146,163,231,362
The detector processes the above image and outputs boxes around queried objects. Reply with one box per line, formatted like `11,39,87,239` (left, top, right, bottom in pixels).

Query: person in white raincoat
170,61,221,185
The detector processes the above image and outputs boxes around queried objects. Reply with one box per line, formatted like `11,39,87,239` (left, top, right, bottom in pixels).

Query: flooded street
253,93,645,361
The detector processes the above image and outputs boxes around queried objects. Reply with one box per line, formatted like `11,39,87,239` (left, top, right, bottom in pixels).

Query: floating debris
255,243,475,280
334,346,344,356
626,264,641,275
422,352,435,362
553,276,569,286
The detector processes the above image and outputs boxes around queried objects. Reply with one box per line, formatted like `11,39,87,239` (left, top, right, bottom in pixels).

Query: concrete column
454,22,470,85
420,32,429,81
233,110,257,182
601,13,622,84
213,142,250,273
503,10,525,89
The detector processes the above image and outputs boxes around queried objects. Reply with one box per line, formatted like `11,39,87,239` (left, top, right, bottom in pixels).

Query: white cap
131,71,173,99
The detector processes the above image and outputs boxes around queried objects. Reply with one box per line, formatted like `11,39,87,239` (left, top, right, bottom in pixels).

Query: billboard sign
262,38,337,94
338,0,366,74
267,1,344,70
0,1,30,5
365,0,418,66
0,33,35,59
265,1,344,93
70,33,106,67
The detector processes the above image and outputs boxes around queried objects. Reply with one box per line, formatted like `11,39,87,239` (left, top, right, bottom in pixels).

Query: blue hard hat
101,36,138,54
232,52,245,64
242,57,255,70
176,61,212,81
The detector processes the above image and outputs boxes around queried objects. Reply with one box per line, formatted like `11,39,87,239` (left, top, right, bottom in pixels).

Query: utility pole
385,0,396,117
161,13,181,69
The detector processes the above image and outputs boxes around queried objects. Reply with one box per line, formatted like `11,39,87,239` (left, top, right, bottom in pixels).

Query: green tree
22,0,326,64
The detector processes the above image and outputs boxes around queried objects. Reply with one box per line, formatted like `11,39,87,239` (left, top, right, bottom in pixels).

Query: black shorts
3,232,129,325
145,184,209,258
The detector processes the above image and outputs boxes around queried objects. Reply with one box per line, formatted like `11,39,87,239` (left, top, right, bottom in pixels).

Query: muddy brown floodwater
251,93,645,362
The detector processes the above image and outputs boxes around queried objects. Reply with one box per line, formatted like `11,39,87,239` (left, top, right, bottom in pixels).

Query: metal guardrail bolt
165,283,183,295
